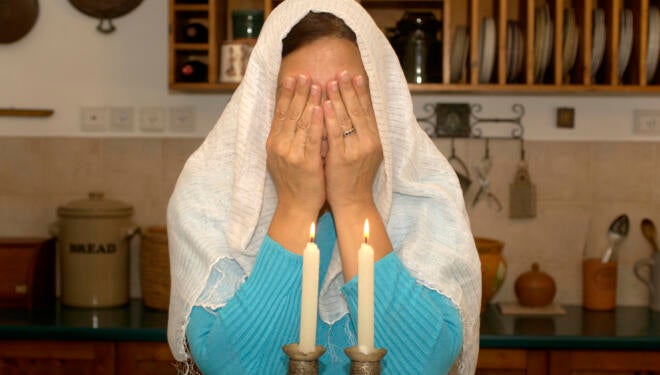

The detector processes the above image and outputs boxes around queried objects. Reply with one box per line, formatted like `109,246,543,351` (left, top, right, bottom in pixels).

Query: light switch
169,106,195,133
81,107,108,132
140,107,167,132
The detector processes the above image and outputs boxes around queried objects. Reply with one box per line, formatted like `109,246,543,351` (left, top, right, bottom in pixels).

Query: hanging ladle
447,138,472,193
601,214,630,263
641,218,659,252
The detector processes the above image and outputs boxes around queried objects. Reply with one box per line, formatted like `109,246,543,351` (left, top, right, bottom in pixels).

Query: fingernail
282,77,295,89
329,81,338,92
340,71,350,83
355,75,365,87
297,75,308,85
324,100,333,110
310,84,320,96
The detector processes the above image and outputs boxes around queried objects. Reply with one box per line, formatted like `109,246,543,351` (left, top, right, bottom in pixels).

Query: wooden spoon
641,218,659,252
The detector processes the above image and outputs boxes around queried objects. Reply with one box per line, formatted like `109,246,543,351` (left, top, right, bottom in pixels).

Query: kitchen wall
1,1,659,307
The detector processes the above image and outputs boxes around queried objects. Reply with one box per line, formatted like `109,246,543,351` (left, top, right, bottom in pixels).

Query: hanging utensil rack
418,103,526,141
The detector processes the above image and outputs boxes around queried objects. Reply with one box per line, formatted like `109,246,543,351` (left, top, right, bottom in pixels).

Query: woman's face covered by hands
267,36,384,214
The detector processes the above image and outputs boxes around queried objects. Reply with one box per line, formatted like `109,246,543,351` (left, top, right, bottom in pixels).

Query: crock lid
57,191,133,218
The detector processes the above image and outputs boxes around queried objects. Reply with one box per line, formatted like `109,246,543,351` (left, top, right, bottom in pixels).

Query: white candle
299,222,320,353
358,219,375,354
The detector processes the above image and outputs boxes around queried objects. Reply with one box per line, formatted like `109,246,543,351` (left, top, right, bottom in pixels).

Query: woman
167,0,481,374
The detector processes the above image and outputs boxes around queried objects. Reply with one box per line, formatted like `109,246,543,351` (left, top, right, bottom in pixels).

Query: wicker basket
140,226,171,310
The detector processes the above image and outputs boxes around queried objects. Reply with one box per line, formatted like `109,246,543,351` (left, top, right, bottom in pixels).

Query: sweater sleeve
186,236,304,375
340,252,463,375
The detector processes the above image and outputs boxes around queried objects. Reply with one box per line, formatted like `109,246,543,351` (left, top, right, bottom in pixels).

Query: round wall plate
0,0,39,44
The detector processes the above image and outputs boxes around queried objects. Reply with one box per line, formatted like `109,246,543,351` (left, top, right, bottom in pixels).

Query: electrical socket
634,110,660,135
169,106,195,133
81,107,109,132
140,107,167,132
109,107,135,132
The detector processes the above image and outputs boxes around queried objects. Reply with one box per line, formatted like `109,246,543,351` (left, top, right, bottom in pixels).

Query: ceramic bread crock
51,192,139,308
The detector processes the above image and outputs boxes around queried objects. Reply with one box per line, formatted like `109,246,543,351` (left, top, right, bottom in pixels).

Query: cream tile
0,194,57,237
42,138,103,195
0,138,45,195
527,141,592,202
592,142,654,202
100,139,164,227
488,203,591,306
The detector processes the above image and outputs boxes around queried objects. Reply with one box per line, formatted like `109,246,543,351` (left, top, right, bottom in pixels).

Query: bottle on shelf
178,59,208,82
182,21,208,43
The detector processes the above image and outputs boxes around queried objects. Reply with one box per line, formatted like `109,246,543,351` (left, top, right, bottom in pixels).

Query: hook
484,138,490,159
450,137,457,157
519,138,526,161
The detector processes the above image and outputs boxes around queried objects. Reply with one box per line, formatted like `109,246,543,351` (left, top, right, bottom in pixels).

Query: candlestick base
282,343,326,375
344,346,387,375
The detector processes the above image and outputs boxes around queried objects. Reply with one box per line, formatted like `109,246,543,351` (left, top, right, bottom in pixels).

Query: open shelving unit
169,0,660,94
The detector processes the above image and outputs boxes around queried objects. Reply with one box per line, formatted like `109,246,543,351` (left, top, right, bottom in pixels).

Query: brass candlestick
282,343,326,375
344,346,387,375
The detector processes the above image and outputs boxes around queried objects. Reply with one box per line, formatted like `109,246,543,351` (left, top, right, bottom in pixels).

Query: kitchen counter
1,300,659,350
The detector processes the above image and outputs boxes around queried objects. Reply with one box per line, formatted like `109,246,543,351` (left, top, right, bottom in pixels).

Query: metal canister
51,192,139,308
220,39,255,83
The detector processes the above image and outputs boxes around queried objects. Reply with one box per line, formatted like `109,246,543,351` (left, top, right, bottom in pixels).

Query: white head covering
167,0,481,373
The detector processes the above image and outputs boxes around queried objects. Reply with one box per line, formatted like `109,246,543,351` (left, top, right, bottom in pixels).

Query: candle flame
310,222,316,242
363,219,369,243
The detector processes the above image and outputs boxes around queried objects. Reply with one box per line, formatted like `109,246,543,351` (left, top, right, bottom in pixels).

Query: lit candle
299,222,320,353
358,219,375,354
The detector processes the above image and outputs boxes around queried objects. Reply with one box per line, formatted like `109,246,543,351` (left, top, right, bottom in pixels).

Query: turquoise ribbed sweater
186,213,462,374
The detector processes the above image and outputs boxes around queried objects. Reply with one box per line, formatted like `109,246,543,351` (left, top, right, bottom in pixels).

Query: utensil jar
51,192,139,308
582,258,617,311
634,252,660,311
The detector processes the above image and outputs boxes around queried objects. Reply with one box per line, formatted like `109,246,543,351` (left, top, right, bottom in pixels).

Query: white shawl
167,0,481,373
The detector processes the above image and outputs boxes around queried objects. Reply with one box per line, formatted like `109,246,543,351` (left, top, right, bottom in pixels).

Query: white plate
618,9,634,79
534,5,546,82
563,8,577,78
647,6,660,82
479,17,496,83
540,4,554,82
451,26,468,83
592,9,606,78
514,24,525,81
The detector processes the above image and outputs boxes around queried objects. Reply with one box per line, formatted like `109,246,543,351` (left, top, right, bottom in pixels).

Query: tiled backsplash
1,137,658,307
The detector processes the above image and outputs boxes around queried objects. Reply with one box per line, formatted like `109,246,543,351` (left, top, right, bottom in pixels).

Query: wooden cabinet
0,341,176,375
0,341,115,375
116,342,178,375
476,349,660,375
169,0,660,94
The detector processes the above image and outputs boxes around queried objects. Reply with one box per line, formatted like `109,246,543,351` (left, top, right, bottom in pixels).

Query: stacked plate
563,8,579,80
506,21,524,83
479,17,496,83
591,8,606,79
450,26,470,83
647,6,660,83
534,4,554,83
618,9,633,80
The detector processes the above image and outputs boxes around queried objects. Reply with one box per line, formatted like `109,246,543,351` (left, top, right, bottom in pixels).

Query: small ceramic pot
515,262,556,307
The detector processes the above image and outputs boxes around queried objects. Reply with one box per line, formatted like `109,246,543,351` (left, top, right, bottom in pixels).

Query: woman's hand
323,71,383,212
266,75,325,220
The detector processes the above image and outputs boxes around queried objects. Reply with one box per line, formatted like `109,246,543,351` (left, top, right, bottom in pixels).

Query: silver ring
342,126,357,137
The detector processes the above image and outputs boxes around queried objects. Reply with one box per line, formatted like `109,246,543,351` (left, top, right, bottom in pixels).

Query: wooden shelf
168,0,660,93
173,4,209,11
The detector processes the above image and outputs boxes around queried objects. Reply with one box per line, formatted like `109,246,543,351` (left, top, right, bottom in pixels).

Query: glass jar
392,12,442,83
232,9,264,40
